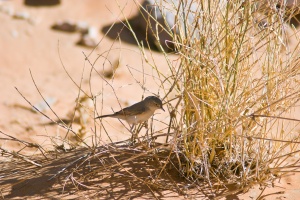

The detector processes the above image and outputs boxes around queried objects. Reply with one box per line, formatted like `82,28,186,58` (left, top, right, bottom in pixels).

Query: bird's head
145,96,165,111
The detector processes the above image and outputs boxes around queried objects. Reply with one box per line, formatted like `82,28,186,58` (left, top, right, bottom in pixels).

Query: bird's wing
114,101,147,116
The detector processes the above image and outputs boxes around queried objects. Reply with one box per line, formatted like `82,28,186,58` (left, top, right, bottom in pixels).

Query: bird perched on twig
95,96,164,125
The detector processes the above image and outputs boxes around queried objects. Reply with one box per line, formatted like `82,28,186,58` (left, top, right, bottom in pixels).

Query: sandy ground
0,0,300,199
0,0,173,150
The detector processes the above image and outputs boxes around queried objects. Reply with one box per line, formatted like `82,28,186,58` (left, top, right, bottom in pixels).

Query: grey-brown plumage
95,96,164,124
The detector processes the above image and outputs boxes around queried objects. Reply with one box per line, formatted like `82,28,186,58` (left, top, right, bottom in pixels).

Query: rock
52,20,90,33
135,0,300,51
77,34,97,48
76,21,89,34
51,20,77,32
135,0,201,51
24,0,61,6
77,27,98,48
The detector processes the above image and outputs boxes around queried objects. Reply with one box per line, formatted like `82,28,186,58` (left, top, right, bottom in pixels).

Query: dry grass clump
2,0,300,198
145,0,300,190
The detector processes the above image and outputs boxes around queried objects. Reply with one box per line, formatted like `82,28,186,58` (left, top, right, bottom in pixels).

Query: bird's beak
161,106,165,112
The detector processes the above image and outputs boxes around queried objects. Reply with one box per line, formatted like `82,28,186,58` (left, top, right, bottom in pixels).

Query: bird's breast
124,110,155,124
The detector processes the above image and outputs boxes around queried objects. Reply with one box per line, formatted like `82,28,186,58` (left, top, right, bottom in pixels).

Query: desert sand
0,0,299,199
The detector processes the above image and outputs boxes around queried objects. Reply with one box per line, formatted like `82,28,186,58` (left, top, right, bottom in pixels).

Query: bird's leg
144,126,152,148
144,121,149,140
129,124,134,132
130,125,134,142
144,121,148,129
130,125,137,144
144,120,153,147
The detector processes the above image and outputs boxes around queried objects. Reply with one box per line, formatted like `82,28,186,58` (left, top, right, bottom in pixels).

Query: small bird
95,96,164,125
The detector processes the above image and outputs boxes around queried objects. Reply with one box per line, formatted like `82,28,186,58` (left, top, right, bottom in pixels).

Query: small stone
52,20,77,32
13,11,30,20
0,5,14,16
103,68,114,79
87,26,98,38
76,21,89,34
11,30,19,38
77,27,98,48
32,97,57,113
77,34,97,48
28,17,40,25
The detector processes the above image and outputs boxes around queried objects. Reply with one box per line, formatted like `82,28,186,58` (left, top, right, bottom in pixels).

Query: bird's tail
95,114,113,119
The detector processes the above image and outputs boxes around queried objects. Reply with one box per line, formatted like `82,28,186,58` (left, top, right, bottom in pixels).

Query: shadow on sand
1,142,231,199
